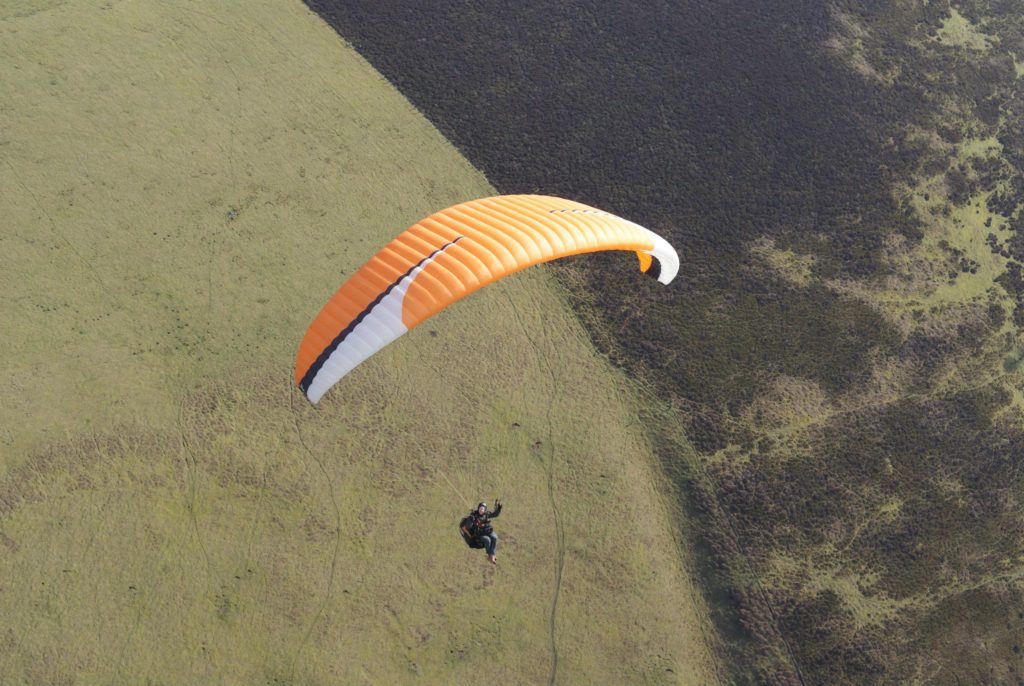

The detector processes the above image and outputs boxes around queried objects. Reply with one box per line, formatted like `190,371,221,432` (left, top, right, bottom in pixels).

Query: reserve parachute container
295,194,678,403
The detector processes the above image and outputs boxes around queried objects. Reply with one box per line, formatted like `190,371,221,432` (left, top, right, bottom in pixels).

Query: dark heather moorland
307,1,1024,683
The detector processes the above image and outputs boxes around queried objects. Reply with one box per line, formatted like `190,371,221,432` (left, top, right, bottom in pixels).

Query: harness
458,513,490,548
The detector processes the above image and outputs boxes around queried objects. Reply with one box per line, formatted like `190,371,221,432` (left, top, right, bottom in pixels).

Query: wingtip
648,234,679,285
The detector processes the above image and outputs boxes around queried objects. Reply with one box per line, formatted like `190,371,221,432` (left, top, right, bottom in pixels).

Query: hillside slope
0,1,720,683
309,1,1024,683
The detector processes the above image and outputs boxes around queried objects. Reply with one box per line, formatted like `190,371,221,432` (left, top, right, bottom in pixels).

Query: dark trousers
479,534,497,556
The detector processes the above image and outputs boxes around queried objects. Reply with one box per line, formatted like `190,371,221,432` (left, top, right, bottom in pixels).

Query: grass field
0,1,721,683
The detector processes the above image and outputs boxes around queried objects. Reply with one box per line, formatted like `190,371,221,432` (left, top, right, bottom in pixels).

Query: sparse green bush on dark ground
307,1,1024,682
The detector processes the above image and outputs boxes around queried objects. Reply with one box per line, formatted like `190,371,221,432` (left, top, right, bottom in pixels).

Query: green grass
748,238,816,288
765,551,922,631
933,8,995,51
0,1,720,683
814,134,1013,348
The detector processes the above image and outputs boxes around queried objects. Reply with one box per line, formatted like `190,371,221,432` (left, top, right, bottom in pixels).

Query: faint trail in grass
177,396,212,576
287,382,342,679
161,2,240,188
717,488,808,685
669,398,817,683
157,2,251,579
620,377,810,682
108,593,147,686
506,289,565,686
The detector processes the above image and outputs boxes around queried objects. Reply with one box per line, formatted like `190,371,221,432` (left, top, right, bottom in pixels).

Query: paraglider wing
294,194,678,403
